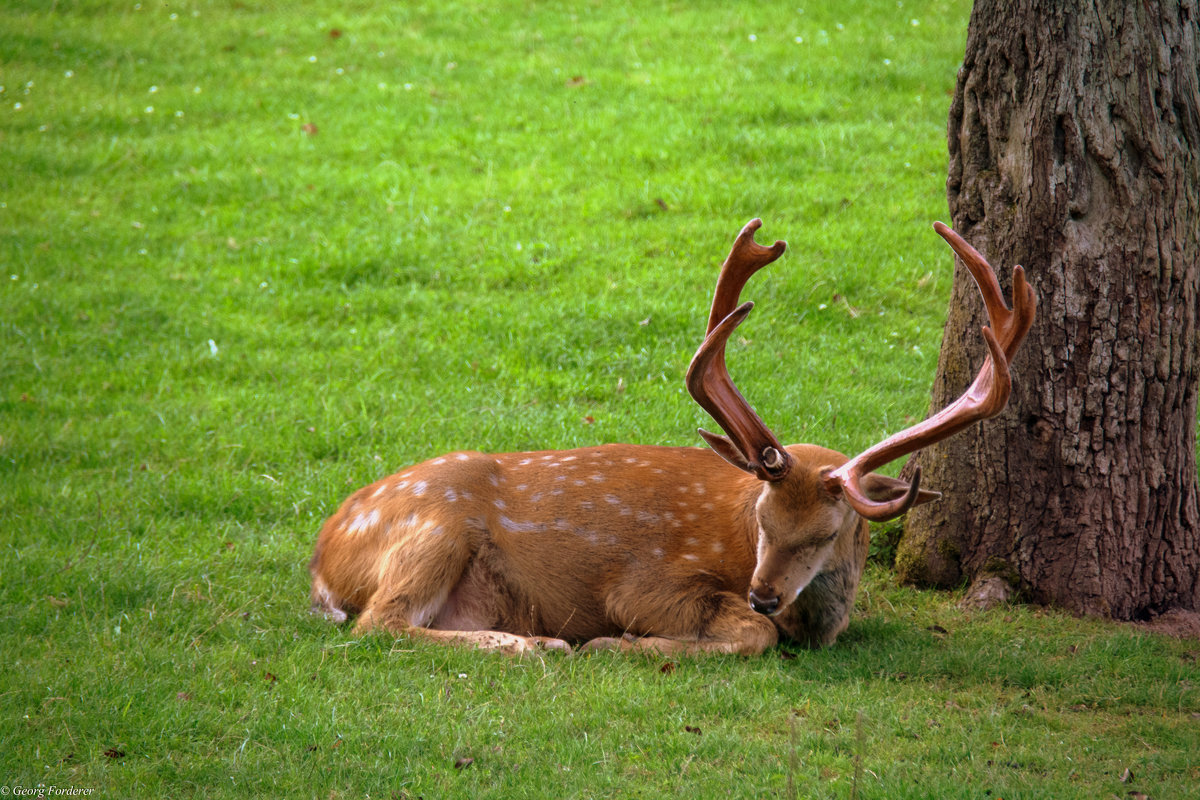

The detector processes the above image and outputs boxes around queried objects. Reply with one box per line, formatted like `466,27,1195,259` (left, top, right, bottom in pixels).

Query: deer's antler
822,222,1037,521
686,220,792,481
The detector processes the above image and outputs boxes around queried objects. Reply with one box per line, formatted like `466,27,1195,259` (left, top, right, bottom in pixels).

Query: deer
308,219,1036,656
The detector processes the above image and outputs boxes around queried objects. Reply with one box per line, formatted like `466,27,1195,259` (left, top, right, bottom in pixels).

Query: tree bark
896,0,1200,619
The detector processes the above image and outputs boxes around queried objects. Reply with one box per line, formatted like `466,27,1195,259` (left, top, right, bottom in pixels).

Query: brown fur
309,442,928,655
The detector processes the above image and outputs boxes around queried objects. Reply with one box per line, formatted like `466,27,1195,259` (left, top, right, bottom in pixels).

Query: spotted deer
309,219,1035,655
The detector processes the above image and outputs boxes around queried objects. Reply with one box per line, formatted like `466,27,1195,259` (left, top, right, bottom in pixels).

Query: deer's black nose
749,589,779,616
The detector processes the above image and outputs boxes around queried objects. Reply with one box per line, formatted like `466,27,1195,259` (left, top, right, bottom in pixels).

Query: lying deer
309,220,1035,655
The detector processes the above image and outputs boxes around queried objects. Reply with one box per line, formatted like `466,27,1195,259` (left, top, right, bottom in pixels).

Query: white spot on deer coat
711,541,725,554
445,488,459,503
682,554,700,562
494,498,507,510
371,484,388,498
412,480,428,496
433,458,447,466
347,509,380,535
500,516,543,534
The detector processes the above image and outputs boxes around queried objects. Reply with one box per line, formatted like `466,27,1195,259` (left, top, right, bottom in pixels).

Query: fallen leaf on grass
684,725,702,735
103,747,125,760
659,661,677,674
454,756,474,770
302,123,319,136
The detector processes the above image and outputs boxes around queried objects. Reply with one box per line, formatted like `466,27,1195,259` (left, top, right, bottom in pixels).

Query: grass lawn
2,0,1197,797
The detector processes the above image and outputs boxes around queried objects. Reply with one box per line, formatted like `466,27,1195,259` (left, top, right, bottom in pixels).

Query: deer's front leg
586,589,779,656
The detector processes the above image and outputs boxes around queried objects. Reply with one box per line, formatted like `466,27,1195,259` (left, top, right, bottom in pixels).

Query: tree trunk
896,0,1200,620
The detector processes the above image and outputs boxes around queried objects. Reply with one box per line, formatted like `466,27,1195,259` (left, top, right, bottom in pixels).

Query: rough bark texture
896,0,1200,619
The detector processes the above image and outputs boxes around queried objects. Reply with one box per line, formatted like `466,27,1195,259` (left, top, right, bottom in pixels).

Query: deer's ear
859,473,941,506
698,428,756,474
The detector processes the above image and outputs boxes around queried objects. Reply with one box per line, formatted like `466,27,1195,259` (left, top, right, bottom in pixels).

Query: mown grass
2,0,1197,797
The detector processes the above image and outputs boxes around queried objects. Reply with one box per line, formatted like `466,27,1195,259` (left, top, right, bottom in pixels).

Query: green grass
2,0,1197,797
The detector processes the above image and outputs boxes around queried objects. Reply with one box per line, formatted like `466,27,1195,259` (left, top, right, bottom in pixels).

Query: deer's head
686,219,1035,618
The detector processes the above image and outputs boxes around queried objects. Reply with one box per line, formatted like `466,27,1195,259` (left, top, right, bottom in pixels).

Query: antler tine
933,221,1037,360
823,223,1036,522
706,218,787,335
686,220,791,482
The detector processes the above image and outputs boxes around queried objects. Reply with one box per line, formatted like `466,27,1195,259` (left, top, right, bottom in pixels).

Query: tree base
959,576,1015,612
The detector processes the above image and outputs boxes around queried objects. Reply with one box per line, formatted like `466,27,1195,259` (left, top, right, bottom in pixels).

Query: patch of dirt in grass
1136,608,1200,640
